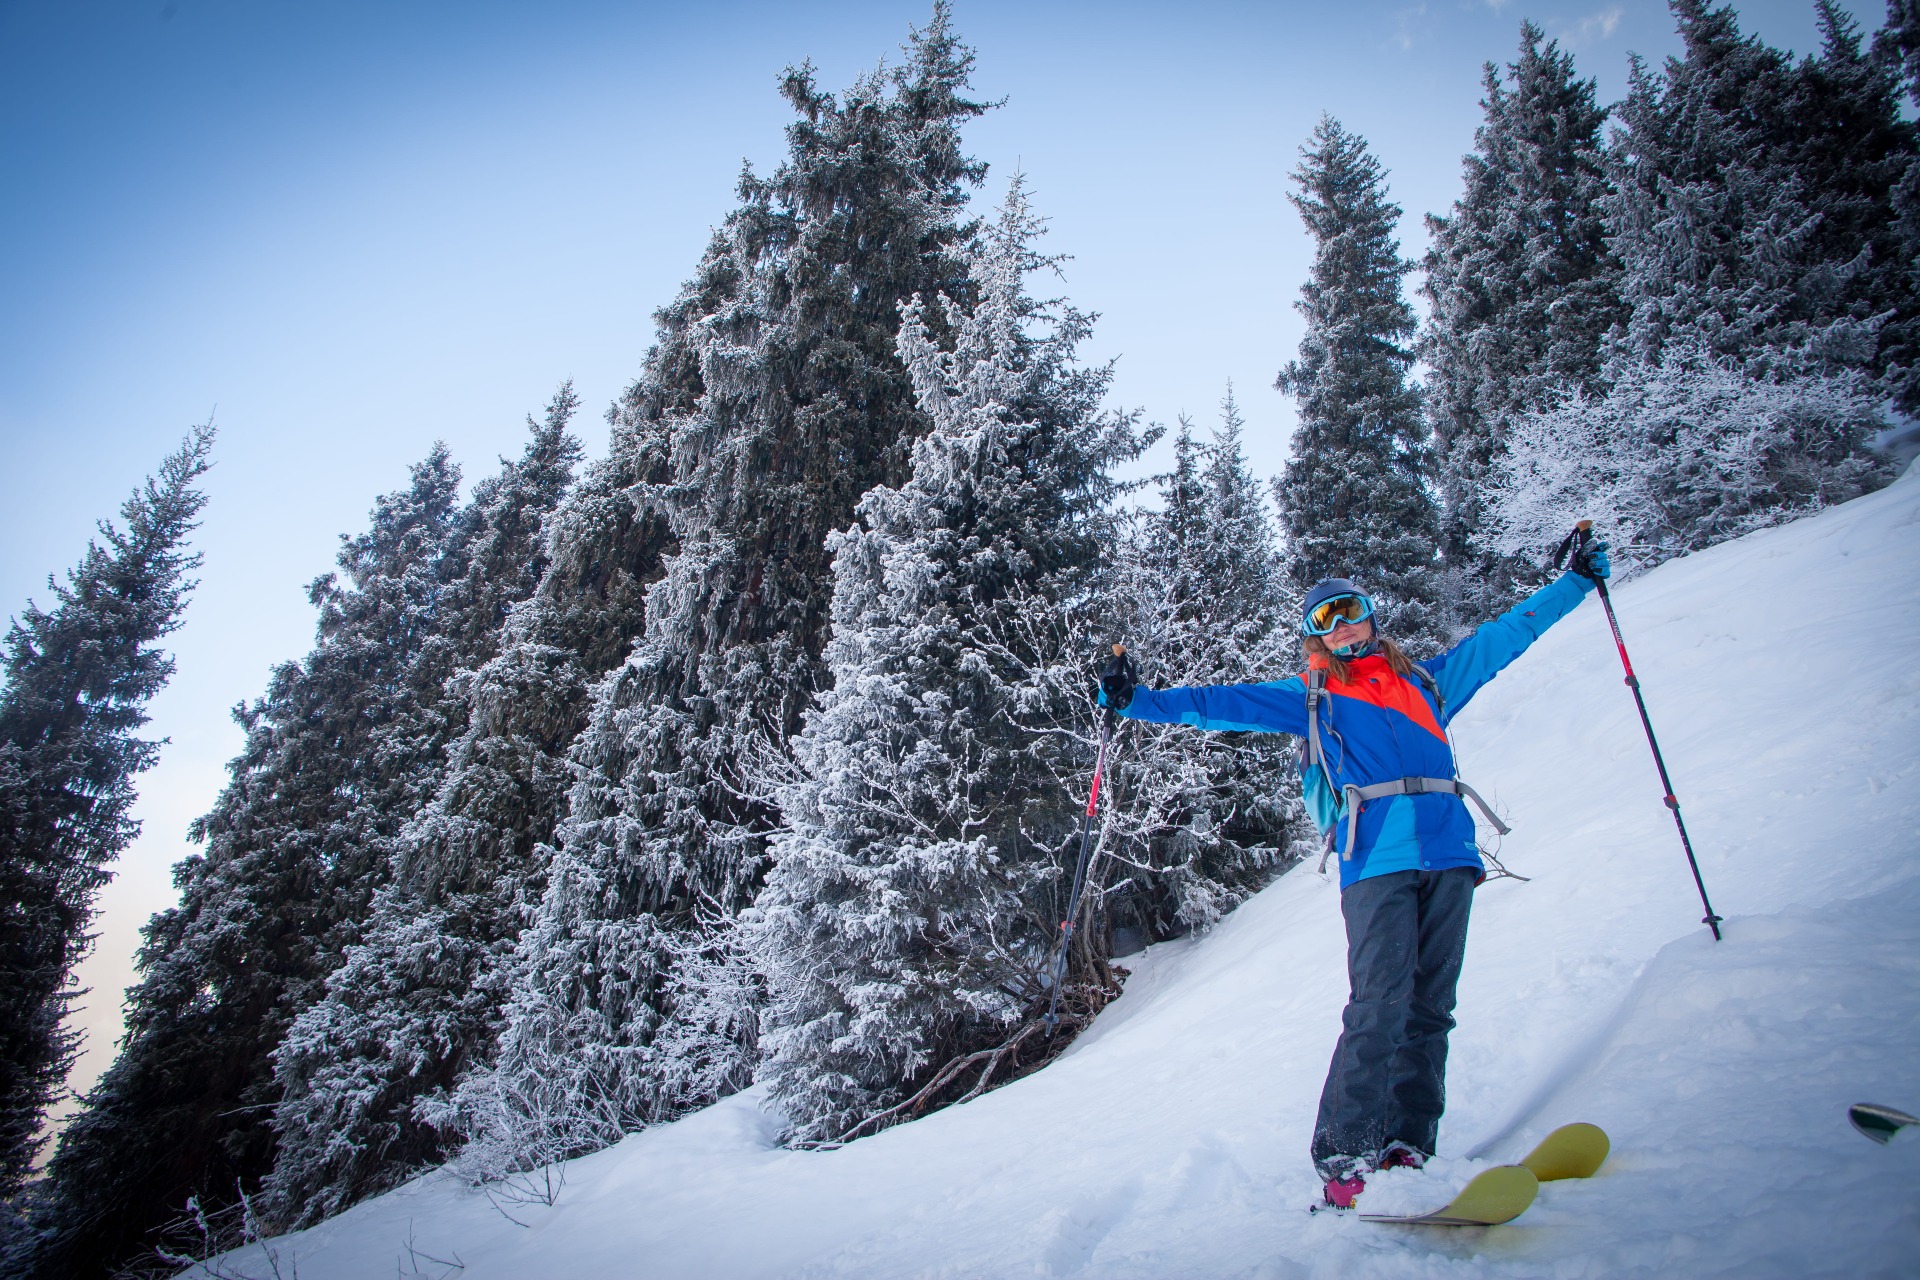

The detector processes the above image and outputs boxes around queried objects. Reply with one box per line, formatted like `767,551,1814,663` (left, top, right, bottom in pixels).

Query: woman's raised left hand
1573,537,1612,581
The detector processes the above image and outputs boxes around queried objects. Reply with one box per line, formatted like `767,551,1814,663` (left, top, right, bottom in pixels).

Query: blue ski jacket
1112,573,1595,889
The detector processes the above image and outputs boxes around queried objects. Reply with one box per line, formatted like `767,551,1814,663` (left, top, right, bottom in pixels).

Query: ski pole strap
1338,777,1512,862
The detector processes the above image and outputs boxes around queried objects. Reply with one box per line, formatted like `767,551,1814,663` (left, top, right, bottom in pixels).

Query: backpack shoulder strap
1303,666,1330,771
1301,667,1343,872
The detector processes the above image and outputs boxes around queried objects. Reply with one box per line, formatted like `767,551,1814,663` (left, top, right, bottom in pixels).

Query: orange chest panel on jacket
1302,655,1448,745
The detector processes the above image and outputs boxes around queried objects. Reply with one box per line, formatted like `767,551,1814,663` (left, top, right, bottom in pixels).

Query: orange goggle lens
1303,593,1374,636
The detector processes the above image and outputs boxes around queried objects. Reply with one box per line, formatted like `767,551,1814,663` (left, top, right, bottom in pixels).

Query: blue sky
0,0,1888,1110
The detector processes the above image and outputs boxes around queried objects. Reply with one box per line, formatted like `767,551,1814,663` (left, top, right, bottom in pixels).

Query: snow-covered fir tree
1885,0,1920,93
1885,0,1920,414
1602,0,1914,388
0,428,212,1201
447,5,992,1170
1273,116,1442,647
280,215,741,1205
27,430,559,1278
1783,1,1920,414
752,179,1140,1145
29,447,463,1278
1483,0,1909,578
260,392,583,1228
1420,23,1622,621
1101,390,1305,943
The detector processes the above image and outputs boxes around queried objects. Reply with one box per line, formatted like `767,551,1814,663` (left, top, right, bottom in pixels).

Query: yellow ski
1359,1164,1539,1226
1521,1122,1610,1181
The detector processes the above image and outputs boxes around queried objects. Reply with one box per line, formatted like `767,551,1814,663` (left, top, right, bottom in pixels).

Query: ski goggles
1301,592,1375,637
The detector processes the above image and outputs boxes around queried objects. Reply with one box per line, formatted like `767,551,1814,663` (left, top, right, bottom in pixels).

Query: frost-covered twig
398,1221,465,1279
150,1187,299,1280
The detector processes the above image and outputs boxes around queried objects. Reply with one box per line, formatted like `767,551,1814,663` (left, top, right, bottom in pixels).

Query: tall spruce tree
1103,390,1304,943
1421,24,1622,619
445,4,991,1168
1786,1,1920,413
0,427,213,1199
27,445,463,1279
1273,116,1441,646
260,392,583,1228
283,300,702,1204
26,414,572,1277
1884,0,1920,94
1884,0,1920,414
753,181,1139,1144
1604,0,1915,388
1489,0,1913,575
364,439,677,1185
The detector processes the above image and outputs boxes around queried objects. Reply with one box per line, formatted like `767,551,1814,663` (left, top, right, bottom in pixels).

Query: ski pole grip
1550,521,1593,571
1105,644,1128,725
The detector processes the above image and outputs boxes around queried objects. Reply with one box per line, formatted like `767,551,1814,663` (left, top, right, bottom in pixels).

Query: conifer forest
3,2,1915,1275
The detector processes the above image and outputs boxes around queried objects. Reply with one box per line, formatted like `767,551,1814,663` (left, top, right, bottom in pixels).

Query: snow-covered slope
203,473,1920,1280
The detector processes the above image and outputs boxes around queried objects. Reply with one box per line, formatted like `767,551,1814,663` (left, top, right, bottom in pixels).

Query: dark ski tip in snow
1849,1103,1918,1145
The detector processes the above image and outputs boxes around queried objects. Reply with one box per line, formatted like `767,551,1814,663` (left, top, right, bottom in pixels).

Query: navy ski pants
1311,866,1476,1178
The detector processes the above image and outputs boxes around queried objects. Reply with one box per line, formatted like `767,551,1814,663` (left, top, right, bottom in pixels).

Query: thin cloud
1554,5,1624,48
1393,2,1430,53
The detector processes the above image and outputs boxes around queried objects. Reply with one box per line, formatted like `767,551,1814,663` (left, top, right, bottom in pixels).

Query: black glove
1098,649,1138,711
1571,537,1612,582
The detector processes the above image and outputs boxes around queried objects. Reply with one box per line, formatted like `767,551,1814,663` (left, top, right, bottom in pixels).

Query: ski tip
1521,1121,1610,1181
1849,1103,1919,1144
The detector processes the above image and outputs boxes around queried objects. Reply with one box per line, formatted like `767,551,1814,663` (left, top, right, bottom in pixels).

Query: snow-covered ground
202,471,1920,1280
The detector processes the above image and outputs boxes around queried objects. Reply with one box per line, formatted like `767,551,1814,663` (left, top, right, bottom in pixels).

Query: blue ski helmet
1301,578,1381,656
1302,578,1364,630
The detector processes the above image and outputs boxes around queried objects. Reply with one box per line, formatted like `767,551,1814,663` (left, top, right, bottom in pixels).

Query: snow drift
199,469,1920,1279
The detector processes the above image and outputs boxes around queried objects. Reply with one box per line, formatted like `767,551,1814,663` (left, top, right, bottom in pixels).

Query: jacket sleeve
1114,677,1310,736
1425,572,1593,718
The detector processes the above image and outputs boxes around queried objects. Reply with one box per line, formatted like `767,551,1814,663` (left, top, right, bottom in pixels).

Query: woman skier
1097,540,1610,1209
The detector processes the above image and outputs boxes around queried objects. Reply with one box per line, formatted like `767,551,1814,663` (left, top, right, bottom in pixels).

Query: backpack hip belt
1338,776,1511,866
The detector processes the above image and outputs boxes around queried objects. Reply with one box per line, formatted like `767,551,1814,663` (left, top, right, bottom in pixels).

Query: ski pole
1554,521,1724,941
1045,645,1123,1033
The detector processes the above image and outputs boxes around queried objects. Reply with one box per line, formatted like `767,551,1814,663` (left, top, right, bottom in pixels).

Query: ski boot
1379,1141,1428,1171
1319,1155,1368,1210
